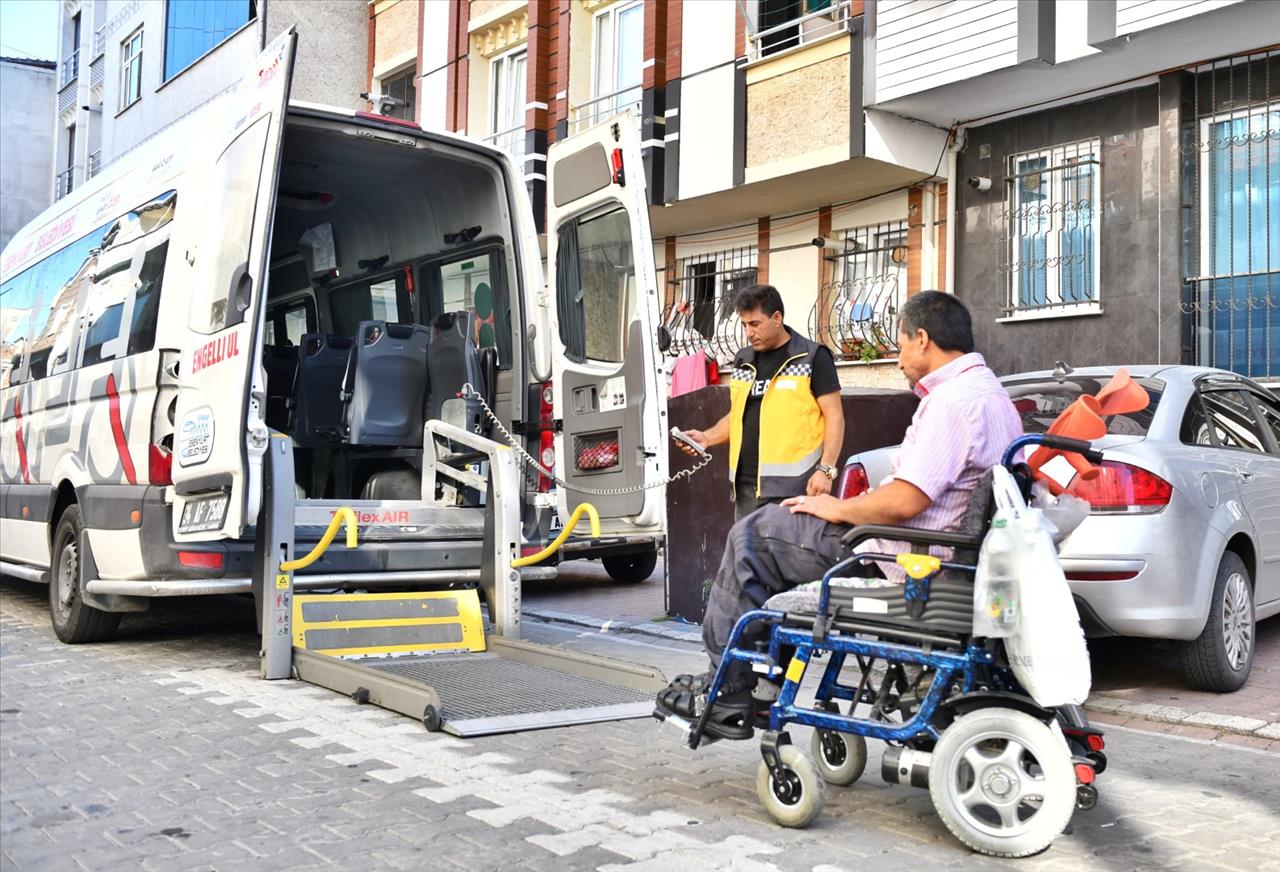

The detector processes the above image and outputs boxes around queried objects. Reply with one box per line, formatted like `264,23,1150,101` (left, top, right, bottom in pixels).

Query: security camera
811,237,827,248
967,176,992,192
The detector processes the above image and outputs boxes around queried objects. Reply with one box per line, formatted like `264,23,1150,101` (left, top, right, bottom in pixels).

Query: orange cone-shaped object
1095,368,1150,417
1029,395,1107,494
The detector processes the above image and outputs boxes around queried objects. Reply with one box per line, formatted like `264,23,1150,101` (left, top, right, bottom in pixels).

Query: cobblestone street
3,578,1279,872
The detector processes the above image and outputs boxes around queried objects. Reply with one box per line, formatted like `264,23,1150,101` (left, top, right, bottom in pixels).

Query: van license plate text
180,495,228,533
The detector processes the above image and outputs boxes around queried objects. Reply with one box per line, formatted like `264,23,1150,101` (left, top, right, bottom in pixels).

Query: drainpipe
945,126,966,294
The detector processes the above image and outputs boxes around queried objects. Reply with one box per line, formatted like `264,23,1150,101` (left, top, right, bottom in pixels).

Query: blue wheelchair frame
686,434,1067,752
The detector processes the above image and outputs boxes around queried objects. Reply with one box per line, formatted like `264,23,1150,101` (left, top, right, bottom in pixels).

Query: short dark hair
898,290,974,354
734,284,785,318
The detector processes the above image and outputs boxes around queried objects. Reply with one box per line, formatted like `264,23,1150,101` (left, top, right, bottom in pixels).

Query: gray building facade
0,58,56,252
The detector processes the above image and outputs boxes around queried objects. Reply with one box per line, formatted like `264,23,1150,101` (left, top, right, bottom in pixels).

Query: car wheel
48,505,122,644
1181,551,1254,693
602,549,658,583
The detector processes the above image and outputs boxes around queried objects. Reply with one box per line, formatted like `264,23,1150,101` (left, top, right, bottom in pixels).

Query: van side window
21,223,110,380
82,256,132,367
265,296,316,346
128,240,169,355
555,205,633,364
438,251,512,369
330,273,410,336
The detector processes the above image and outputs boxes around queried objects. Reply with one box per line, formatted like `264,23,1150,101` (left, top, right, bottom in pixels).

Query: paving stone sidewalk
5,577,1278,872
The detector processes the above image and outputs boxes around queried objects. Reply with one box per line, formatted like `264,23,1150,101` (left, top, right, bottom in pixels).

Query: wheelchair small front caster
811,729,867,786
756,733,825,828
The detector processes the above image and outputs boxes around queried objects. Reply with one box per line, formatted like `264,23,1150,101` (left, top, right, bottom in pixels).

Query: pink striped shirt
856,353,1023,585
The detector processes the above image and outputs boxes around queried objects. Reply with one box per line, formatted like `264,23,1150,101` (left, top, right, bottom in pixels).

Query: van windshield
1003,375,1164,437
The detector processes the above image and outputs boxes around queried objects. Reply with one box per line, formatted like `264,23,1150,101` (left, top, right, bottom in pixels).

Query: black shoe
655,681,756,741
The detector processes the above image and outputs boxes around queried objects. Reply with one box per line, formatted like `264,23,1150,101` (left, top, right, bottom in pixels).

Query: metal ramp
255,421,665,736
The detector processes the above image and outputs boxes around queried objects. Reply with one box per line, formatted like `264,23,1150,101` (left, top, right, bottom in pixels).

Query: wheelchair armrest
838,524,983,551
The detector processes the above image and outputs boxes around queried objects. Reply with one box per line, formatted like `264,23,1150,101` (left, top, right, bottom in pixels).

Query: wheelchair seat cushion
765,571,975,636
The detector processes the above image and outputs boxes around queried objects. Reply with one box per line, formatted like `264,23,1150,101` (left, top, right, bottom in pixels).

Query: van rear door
545,114,666,531
171,29,296,541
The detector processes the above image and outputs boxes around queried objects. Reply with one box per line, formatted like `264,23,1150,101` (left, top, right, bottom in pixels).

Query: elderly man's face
897,326,929,387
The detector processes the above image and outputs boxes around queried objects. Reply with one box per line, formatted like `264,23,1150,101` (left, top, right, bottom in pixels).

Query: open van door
171,29,296,541
545,113,667,533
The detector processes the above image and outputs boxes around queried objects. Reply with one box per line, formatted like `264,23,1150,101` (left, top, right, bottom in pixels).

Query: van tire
602,550,658,583
1181,551,1254,693
48,506,121,644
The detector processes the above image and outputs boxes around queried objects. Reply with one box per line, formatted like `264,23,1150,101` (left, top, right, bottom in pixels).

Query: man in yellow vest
677,284,844,521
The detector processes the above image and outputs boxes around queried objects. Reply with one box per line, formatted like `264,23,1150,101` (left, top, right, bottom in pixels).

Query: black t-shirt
736,334,839,491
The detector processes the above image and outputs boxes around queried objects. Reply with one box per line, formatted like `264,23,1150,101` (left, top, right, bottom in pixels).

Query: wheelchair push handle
1002,433,1104,468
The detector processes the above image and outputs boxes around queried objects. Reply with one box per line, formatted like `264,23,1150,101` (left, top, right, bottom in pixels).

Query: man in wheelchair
655,291,1024,734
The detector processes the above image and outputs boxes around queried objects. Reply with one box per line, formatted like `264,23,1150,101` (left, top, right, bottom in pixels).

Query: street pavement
3,575,1279,872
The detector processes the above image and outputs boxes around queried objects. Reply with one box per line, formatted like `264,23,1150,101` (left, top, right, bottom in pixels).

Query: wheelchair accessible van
654,434,1108,858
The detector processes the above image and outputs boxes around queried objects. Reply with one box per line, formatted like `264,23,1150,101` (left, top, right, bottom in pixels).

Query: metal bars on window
810,221,907,360
1182,50,1279,380
1000,139,1101,316
660,246,757,363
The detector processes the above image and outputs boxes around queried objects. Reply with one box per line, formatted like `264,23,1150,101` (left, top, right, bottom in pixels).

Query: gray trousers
701,504,851,685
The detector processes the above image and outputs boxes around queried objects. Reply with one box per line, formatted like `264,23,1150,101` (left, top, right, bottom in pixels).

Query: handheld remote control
670,427,709,458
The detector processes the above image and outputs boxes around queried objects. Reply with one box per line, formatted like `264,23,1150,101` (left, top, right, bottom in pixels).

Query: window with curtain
164,0,256,80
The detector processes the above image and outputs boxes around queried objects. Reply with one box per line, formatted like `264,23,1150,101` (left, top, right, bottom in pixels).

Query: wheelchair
656,434,1107,858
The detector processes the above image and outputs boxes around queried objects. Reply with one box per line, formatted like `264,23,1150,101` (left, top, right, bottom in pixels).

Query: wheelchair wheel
810,729,867,786
756,744,826,828
929,707,1075,858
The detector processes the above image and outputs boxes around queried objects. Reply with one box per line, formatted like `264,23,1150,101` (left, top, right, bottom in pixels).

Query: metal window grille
660,246,757,363
1182,49,1279,381
811,221,908,359
999,138,1101,316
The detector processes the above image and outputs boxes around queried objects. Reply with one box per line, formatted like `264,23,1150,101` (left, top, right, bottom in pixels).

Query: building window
164,0,256,81
815,221,907,359
120,29,143,110
661,248,757,362
378,67,416,121
1006,138,1100,316
591,1,642,121
488,48,526,160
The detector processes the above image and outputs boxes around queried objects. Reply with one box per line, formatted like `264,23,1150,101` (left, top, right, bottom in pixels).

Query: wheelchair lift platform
257,422,665,737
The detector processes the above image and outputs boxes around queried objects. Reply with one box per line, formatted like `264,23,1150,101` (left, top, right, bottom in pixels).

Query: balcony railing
483,125,526,165
88,150,102,179
57,79,77,114
60,49,80,88
749,0,853,62
55,168,74,201
93,25,106,58
569,86,642,134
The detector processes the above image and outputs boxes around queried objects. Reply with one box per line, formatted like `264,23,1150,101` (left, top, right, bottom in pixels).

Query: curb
1083,694,1280,742
522,607,703,644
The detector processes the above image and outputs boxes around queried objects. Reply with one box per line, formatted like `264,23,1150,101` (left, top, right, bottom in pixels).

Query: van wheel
48,506,121,644
602,550,657,583
1181,551,1254,693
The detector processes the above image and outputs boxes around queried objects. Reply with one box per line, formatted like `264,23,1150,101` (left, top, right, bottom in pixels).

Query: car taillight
1066,460,1171,514
149,443,173,486
537,380,555,492
837,462,870,499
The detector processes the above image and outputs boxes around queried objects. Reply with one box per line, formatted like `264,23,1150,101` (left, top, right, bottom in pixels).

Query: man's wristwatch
817,463,838,481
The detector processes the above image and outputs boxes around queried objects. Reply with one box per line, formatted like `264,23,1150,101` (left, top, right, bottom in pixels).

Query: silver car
840,365,1280,692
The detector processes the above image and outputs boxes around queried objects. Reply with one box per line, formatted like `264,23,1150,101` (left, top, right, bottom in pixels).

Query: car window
1253,394,1280,455
1003,376,1164,436
1180,396,1215,446
1200,390,1267,453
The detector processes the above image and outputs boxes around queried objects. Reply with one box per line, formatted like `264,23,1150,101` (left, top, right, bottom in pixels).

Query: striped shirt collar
913,352,988,398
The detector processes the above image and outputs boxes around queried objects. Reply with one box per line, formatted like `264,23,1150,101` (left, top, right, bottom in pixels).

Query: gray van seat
342,320,430,446
292,333,353,445
427,311,485,428
263,344,299,432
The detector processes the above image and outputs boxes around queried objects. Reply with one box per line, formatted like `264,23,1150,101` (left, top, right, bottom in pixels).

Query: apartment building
411,0,951,390
50,0,366,203
868,0,1279,382
0,57,56,252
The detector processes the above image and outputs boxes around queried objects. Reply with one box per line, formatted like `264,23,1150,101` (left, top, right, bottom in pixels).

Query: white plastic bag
1030,481,1091,546
987,467,1092,707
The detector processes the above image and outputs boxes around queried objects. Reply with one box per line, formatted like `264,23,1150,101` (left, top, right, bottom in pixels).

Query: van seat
292,333,353,445
263,344,299,432
342,320,430,446
427,311,486,428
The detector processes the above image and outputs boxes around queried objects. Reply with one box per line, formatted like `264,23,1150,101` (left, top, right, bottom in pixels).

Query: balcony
60,49,79,88
570,86,642,134
749,0,854,62
483,125,526,167
88,150,102,180
90,54,104,90
55,168,74,201
93,25,106,59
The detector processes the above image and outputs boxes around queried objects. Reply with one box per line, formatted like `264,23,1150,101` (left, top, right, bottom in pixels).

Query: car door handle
1236,470,1255,484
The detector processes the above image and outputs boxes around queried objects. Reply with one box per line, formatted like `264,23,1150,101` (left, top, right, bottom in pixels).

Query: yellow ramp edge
292,589,487,657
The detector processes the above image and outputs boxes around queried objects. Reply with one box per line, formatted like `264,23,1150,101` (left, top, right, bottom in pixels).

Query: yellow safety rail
281,507,359,571
511,502,601,567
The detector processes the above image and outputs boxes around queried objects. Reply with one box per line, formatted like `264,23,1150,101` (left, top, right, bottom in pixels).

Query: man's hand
782,493,847,524
674,429,710,457
806,470,833,497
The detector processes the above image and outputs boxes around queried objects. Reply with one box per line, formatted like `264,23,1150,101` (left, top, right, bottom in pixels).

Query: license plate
179,494,229,533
